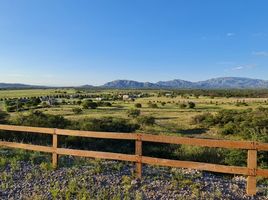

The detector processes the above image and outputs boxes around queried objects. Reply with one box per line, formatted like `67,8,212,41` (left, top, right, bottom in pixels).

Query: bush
82,100,98,109
97,101,112,107
192,113,214,126
235,102,248,107
2,111,70,146
137,116,155,126
103,102,112,107
72,107,82,114
127,109,141,118
179,103,187,109
77,117,139,133
0,109,8,123
147,102,158,108
188,102,196,109
221,122,236,135
12,111,70,129
134,103,142,108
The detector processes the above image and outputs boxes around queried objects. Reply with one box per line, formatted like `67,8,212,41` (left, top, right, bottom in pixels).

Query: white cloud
252,51,268,56
226,32,235,37
232,66,244,71
231,64,256,71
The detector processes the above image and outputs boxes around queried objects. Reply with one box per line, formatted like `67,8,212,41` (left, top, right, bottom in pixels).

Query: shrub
72,107,82,114
103,102,112,107
221,122,236,135
12,111,70,129
0,109,8,123
134,103,142,108
78,117,140,133
188,102,196,109
127,109,141,118
147,102,158,108
235,102,248,107
97,101,112,107
82,100,98,109
179,103,187,109
137,116,155,126
192,113,214,126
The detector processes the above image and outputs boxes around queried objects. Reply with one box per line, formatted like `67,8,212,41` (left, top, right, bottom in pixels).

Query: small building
40,97,57,106
122,94,136,101
122,95,130,100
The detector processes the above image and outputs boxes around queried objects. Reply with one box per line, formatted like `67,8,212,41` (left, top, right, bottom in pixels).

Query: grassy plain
1,88,268,138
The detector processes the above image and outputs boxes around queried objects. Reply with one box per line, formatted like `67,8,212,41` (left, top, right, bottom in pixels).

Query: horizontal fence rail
0,124,268,195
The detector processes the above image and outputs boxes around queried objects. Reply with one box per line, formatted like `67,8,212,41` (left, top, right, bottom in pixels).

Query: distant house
122,95,129,100
165,93,172,97
70,94,79,99
122,94,136,101
19,99,29,103
40,97,57,106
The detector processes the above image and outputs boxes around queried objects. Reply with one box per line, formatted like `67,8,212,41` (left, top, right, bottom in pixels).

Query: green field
1,88,268,193
1,88,268,139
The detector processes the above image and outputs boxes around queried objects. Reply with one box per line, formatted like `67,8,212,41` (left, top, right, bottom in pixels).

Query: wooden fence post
135,133,142,179
52,129,58,168
246,149,257,195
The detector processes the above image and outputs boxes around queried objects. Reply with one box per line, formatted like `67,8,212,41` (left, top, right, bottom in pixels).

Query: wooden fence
0,124,268,195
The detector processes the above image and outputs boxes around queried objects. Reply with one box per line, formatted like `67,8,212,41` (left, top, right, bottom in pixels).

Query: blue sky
0,0,268,86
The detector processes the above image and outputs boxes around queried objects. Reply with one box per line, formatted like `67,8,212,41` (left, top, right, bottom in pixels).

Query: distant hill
196,77,268,89
156,79,195,88
78,84,94,88
102,77,268,89
0,83,46,89
102,80,156,89
1,77,268,89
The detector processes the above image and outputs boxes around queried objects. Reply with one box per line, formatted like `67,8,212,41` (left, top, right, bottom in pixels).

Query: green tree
72,107,83,114
82,100,98,109
179,103,187,109
137,116,155,126
127,109,141,118
78,117,139,133
188,102,196,109
0,109,8,124
147,102,158,108
134,103,142,108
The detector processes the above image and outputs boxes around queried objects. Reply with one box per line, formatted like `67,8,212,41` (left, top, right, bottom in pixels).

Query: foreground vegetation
1,89,268,166
0,88,268,198
0,148,268,200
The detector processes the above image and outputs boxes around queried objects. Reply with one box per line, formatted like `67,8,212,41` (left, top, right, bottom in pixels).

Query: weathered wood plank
246,150,257,195
52,132,58,168
135,134,142,179
257,169,268,178
0,124,54,135
0,141,53,153
1,124,268,151
141,134,256,150
56,129,137,140
142,156,249,175
56,148,137,162
256,143,268,151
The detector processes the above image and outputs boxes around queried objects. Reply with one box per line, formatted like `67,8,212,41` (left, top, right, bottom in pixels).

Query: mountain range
102,77,268,89
0,83,47,89
1,77,268,89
